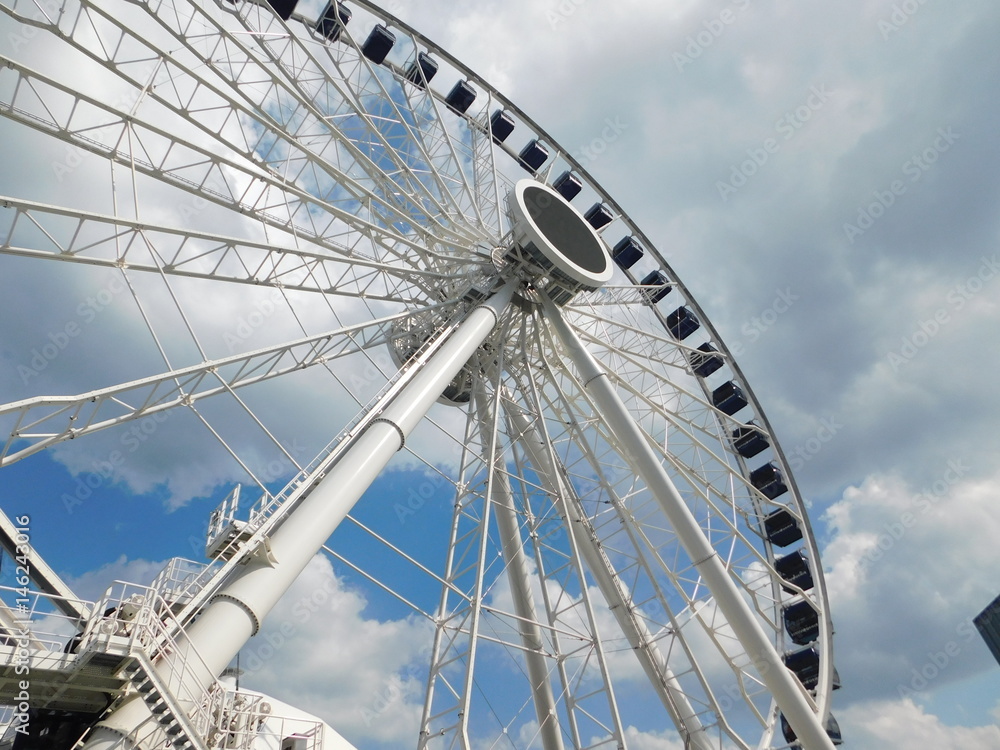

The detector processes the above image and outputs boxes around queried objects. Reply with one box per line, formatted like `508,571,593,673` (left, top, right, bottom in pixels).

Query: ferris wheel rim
0,0,837,747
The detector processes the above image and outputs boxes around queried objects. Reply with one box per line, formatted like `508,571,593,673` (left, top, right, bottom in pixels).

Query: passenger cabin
553,171,583,201
781,713,843,746
712,381,747,415
316,2,351,41
584,203,613,229
750,462,787,499
763,508,803,547
689,342,723,378
775,548,813,592
489,110,515,143
732,425,769,458
612,237,643,269
405,52,438,87
783,599,820,645
262,0,298,20
518,140,549,172
362,25,395,64
640,270,671,304
666,306,700,340
446,81,477,114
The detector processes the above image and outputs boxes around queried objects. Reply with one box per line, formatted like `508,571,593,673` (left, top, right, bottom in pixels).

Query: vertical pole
540,297,835,750
504,402,715,750
473,385,565,750
83,281,515,750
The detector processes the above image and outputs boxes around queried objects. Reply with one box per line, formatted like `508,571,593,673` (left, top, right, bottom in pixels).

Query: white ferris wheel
0,1,841,749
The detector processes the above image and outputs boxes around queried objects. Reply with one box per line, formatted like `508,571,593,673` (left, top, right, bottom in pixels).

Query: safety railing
0,584,88,655
204,687,325,750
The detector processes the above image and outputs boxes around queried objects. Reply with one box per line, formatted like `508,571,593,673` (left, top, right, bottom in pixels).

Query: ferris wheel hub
506,180,613,305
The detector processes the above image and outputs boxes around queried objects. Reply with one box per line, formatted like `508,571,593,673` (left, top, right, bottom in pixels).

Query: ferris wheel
0,0,840,749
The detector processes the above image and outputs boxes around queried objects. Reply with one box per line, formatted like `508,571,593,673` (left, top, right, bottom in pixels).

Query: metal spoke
0,305,454,465
0,196,450,303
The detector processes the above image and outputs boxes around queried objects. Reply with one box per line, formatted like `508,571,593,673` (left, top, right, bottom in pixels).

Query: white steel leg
540,297,835,750
473,385,565,750
82,282,515,750
504,401,716,750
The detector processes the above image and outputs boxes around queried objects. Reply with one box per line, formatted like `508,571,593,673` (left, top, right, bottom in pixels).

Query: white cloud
822,470,1000,704
65,554,170,602
839,698,1000,750
237,555,432,748
611,725,689,750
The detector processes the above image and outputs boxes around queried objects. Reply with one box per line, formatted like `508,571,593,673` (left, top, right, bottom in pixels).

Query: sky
2,0,1000,749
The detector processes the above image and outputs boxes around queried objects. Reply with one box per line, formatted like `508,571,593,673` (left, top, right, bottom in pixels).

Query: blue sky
3,1,1000,749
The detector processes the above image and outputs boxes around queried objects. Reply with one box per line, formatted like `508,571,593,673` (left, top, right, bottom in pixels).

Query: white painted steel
504,402,716,750
0,0,837,746
508,180,613,289
541,296,834,750
473,385,565,750
0,507,89,621
82,283,514,749
0,305,460,465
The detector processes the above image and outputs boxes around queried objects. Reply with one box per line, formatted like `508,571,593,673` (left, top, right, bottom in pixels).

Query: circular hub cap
507,180,613,303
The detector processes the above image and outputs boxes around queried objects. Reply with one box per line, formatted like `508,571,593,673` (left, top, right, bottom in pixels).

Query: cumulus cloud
838,698,1000,750
236,555,432,748
617,725,690,750
822,470,1000,706
65,554,170,602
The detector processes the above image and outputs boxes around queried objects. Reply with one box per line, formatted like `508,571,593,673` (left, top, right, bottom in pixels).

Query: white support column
473,386,565,750
504,403,715,750
83,282,515,750
540,298,835,750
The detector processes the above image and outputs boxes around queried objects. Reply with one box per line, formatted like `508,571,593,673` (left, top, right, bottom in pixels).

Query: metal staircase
0,572,217,748
120,654,208,750
0,504,329,750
